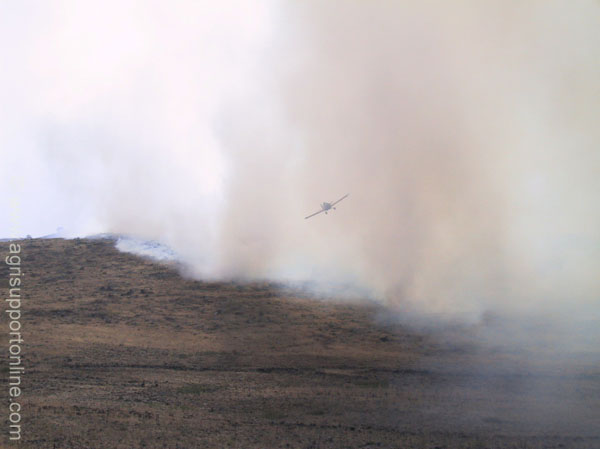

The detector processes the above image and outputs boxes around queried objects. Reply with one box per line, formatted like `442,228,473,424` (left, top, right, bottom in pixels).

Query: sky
1,1,599,333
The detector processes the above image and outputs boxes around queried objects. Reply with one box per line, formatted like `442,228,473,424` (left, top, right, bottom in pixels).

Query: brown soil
0,238,598,448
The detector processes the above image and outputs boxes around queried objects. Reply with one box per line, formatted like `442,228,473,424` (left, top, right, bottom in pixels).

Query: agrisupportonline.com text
6,243,24,441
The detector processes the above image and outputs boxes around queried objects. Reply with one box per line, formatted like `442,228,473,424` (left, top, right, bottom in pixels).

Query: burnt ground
0,238,598,448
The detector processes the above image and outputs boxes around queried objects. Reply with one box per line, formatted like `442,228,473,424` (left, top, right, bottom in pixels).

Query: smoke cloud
1,1,599,339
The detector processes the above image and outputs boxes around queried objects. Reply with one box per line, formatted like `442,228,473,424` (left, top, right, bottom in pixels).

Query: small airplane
305,194,349,219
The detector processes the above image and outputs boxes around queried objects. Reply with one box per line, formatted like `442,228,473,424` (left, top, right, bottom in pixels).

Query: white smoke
1,1,599,335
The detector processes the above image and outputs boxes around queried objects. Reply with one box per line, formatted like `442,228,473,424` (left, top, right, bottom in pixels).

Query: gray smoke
213,1,600,327
2,1,599,341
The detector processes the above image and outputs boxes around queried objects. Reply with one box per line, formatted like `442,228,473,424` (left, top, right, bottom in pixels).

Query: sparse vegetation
262,409,288,421
0,238,597,449
352,378,390,388
177,383,222,394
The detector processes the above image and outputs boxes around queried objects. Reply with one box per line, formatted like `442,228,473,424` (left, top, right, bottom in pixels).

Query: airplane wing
305,209,326,220
330,193,349,207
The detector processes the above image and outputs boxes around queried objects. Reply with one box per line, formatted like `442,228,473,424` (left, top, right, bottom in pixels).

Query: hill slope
1,238,598,448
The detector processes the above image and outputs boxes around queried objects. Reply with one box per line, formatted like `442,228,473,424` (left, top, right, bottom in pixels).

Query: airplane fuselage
305,194,348,219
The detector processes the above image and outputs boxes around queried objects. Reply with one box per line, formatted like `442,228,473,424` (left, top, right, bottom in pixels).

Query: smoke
214,1,600,326
1,1,599,337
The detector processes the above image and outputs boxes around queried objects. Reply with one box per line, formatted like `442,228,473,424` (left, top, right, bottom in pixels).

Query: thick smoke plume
2,2,599,338
215,1,600,327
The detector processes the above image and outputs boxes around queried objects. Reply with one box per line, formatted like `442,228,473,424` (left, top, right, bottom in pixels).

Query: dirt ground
0,238,598,448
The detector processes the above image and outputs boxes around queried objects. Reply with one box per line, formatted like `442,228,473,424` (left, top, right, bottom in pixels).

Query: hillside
1,238,598,448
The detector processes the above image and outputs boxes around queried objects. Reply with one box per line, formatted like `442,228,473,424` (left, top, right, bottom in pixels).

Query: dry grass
0,238,598,448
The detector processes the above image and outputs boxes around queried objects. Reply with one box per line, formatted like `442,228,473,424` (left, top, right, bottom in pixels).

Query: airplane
305,194,349,219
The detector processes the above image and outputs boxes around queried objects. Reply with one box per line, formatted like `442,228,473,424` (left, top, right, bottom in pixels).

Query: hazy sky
1,1,599,326
1,0,274,238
